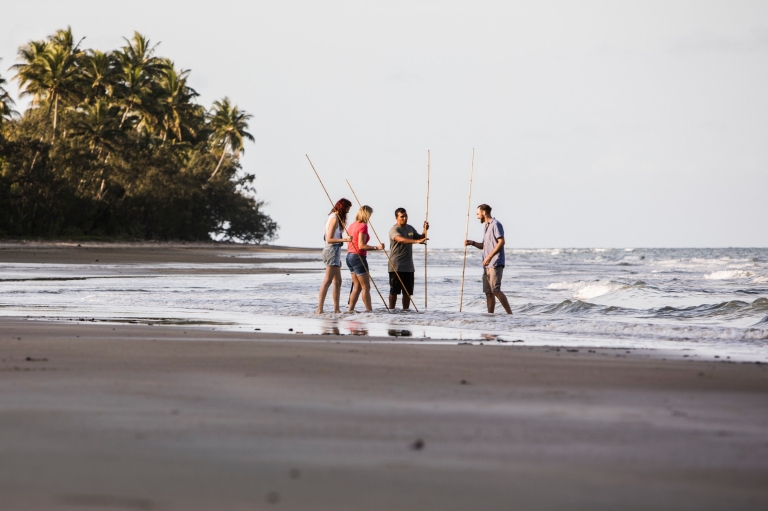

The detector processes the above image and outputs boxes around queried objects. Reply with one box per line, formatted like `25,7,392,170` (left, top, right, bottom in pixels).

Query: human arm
358,232,384,251
482,237,505,267
464,240,483,249
393,235,428,245
325,216,351,244
393,223,429,244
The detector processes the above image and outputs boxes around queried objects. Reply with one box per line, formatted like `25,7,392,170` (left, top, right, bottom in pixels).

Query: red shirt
347,222,370,256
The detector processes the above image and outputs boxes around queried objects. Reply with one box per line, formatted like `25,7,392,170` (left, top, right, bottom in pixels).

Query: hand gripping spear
346,179,420,313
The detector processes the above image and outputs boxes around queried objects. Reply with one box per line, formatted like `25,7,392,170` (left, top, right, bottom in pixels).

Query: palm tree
158,66,202,142
80,50,121,102
70,99,122,155
12,27,84,141
11,40,48,105
70,100,123,199
0,60,18,124
206,97,254,183
116,32,168,128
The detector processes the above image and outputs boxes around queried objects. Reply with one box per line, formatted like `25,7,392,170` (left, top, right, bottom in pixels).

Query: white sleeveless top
325,214,342,244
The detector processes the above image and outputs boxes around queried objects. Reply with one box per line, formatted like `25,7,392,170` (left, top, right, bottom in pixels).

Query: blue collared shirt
482,218,505,268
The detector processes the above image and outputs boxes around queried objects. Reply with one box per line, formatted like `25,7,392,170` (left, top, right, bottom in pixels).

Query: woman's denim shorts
346,252,369,275
322,243,342,266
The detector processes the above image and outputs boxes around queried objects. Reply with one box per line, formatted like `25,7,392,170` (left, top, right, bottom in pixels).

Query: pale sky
3,0,767,248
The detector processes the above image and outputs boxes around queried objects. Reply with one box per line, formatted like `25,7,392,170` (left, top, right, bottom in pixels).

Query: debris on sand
411,439,425,450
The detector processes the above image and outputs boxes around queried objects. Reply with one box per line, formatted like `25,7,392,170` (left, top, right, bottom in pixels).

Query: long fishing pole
305,155,390,313
424,150,430,309
346,179,419,313
459,148,474,312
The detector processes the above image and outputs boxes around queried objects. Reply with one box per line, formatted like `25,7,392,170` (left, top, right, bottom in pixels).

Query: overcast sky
3,0,767,248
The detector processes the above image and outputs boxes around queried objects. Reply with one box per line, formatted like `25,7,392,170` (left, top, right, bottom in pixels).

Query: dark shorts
389,271,414,296
346,252,369,275
482,266,504,294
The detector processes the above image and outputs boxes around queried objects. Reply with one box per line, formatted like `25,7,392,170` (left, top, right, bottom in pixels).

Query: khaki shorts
482,266,504,294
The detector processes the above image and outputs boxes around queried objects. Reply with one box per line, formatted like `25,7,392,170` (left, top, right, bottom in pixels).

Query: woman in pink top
346,205,384,312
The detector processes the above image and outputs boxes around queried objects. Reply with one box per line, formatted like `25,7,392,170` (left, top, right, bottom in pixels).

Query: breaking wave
547,280,644,300
652,298,768,319
705,270,754,280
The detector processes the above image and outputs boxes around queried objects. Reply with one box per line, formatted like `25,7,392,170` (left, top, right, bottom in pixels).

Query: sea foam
705,270,754,280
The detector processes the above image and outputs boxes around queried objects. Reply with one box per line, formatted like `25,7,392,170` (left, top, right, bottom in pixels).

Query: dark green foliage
0,28,277,242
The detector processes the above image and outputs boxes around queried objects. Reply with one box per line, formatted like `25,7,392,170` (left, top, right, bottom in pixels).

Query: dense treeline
0,28,277,242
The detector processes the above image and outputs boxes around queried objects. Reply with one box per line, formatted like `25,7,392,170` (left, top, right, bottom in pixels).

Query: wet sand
1,317,767,511
0,241,320,273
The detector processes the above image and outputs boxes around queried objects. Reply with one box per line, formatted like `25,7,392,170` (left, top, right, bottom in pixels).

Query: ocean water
2,247,767,361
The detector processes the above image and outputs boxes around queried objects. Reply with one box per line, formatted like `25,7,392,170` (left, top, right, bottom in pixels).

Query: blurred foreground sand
1,318,767,510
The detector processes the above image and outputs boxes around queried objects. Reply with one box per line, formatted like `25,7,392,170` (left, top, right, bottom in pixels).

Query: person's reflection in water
387,329,412,337
346,321,369,336
322,325,341,336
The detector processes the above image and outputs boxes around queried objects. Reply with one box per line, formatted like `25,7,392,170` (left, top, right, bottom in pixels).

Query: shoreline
1,317,768,510
0,240,319,266
2,242,766,362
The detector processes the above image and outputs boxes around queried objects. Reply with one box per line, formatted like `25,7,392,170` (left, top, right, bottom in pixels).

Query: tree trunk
29,150,40,173
52,95,59,142
119,99,134,128
207,147,228,183
97,179,107,201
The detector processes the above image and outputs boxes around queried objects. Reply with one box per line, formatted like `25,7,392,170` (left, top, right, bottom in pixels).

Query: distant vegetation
0,27,277,242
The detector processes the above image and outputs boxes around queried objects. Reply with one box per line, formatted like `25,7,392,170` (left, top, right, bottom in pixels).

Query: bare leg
348,273,362,312
402,293,410,310
389,294,397,310
493,290,513,314
330,266,342,313
359,273,373,311
486,293,496,313
317,266,336,313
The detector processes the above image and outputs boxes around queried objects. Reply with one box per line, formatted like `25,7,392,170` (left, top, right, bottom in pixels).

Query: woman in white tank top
318,198,352,313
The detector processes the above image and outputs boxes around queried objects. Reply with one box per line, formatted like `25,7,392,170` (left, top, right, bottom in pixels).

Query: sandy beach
1,242,767,509
1,316,767,510
0,241,320,274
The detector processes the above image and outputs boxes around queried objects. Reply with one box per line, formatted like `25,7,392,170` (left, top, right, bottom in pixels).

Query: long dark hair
331,198,352,225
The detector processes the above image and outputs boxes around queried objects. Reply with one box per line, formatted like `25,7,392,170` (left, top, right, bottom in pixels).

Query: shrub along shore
0,27,277,242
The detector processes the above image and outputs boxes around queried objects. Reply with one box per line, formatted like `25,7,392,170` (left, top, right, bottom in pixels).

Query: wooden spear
424,150,430,309
459,149,474,312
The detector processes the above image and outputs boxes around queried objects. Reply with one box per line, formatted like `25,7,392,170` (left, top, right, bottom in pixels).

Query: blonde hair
355,205,373,223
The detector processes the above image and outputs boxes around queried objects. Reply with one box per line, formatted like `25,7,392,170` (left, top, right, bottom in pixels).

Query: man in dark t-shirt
388,208,429,310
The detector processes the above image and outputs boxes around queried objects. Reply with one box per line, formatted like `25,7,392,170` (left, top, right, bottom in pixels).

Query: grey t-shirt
482,218,505,268
388,224,420,272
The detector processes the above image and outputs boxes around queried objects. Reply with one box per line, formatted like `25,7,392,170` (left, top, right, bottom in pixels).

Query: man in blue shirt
464,204,513,314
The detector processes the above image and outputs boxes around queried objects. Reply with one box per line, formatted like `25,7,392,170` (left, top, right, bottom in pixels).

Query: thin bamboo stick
305,155,390,313
424,150,430,309
459,149,475,312
346,179,419,313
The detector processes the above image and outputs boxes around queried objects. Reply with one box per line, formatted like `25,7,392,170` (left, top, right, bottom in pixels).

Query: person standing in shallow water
388,208,428,310
317,198,353,314
464,204,513,314
346,205,384,312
